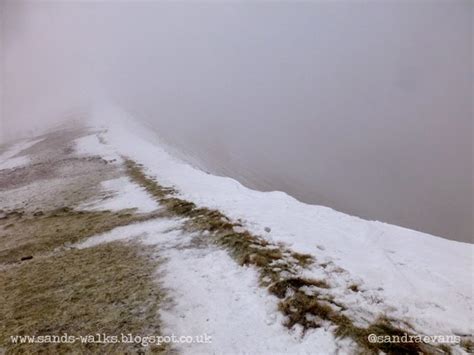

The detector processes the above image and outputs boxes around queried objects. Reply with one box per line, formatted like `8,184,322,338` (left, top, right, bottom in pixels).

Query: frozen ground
1,107,472,354
85,106,473,338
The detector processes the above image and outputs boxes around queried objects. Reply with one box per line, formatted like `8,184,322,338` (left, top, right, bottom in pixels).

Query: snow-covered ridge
83,106,472,341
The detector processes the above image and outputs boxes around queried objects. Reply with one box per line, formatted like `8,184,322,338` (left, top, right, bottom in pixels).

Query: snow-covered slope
76,106,472,353
0,138,44,170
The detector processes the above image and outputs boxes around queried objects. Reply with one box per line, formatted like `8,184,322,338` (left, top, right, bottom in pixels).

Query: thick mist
1,1,472,242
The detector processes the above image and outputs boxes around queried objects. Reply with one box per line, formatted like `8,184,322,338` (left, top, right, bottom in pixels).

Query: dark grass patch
278,291,334,329
332,315,432,354
0,241,166,354
124,159,449,355
0,207,162,264
348,284,360,292
460,338,473,353
437,344,452,355
269,277,330,299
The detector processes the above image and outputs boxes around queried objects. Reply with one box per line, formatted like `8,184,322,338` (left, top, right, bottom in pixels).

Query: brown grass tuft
269,277,330,299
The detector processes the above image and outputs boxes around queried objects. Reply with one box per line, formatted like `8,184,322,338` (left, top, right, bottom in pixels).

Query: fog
1,1,472,242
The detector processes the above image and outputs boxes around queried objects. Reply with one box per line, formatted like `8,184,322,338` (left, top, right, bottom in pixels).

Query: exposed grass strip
0,207,162,264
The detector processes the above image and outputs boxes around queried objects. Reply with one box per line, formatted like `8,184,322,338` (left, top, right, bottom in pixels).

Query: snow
74,133,121,162
78,176,160,213
77,217,343,354
80,105,472,350
0,156,30,170
0,138,43,170
155,244,339,354
75,218,182,249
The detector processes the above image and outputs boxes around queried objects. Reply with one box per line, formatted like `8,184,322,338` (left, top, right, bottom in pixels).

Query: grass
460,338,473,353
0,207,162,264
0,241,166,354
125,159,449,355
0,205,167,353
278,291,334,329
269,277,330,299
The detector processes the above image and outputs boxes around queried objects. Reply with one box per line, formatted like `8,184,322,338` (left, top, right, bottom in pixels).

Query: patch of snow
79,176,160,213
75,218,182,249
0,137,44,170
74,133,121,163
0,156,30,170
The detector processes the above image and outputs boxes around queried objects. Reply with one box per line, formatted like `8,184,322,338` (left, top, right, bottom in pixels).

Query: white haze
0,0,472,242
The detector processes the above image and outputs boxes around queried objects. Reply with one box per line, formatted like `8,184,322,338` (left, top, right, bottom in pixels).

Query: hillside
0,108,472,354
